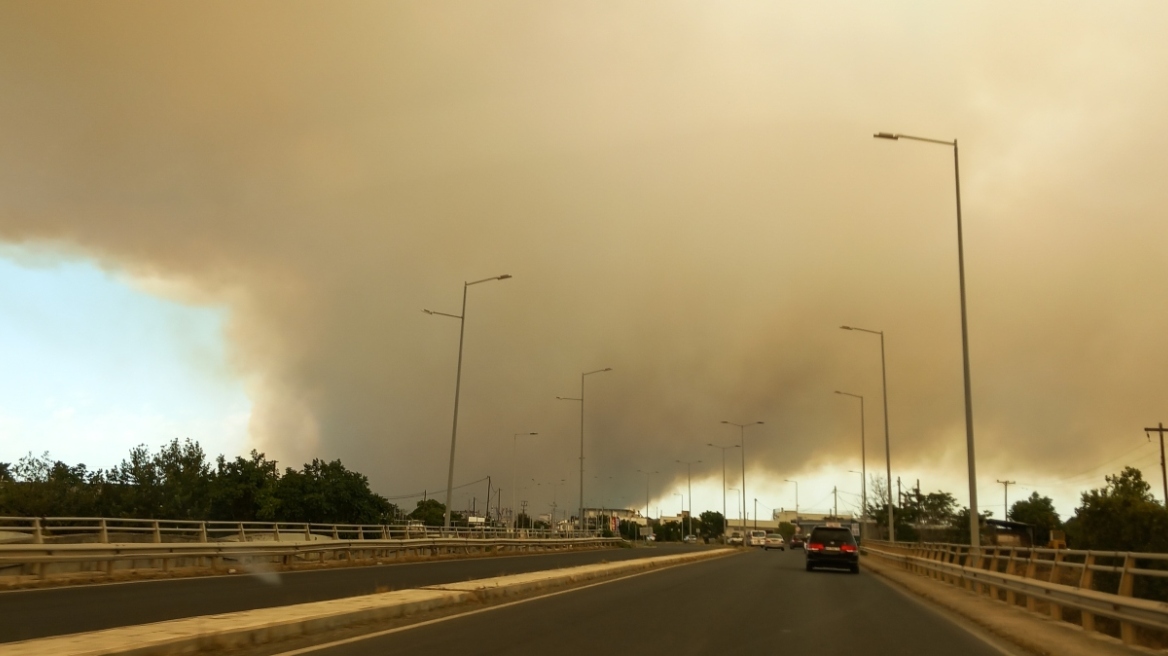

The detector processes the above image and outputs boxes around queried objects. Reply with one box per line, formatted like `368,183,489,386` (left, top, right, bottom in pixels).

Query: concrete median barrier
3,548,733,655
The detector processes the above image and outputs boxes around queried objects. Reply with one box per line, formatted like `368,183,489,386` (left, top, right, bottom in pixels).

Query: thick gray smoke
1,2,1166,515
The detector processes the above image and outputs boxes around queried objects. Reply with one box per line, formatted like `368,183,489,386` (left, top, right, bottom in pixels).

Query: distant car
763,533,785,551
683,534,698,544
646,534,656,542
805,525,859,574
747,529,767,547
727,531,744,546
789,535,805,549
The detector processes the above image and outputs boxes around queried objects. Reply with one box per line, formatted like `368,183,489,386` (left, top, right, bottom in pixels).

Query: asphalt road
292,548,1012,656
0,543,691,644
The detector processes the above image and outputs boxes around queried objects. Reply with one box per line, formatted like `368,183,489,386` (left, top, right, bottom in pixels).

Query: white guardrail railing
863,539,1168,649
0,516,619,583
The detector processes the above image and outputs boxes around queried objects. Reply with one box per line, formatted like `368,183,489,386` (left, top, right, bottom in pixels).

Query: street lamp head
497,274,513,280
720,420,729,424
874,132,899,140
423,309,434,315
755,421,764,425
840,325,853,330
603,367,612,371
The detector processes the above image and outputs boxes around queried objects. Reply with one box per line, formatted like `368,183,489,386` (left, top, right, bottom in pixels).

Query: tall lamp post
840,325,894,541
637,470,657,531
874,130,979,552
707,443,738,537
676,459,701,538
835,391,867,540
557,367,612,536
728,488,741,532
721,420,764,546
424,274,512,530
510,432,539,531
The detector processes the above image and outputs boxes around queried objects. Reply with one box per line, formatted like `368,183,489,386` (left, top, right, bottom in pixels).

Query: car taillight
808,542,824,551
841,544,856,553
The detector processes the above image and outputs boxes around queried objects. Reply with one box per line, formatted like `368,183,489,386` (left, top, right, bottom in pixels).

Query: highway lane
0,543,690,644
295,548,1014,656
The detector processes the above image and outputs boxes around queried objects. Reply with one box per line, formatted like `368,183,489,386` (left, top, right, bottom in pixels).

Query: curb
4,548,733,655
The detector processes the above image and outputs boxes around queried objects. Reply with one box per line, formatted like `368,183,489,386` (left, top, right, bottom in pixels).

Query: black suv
804,526,859,573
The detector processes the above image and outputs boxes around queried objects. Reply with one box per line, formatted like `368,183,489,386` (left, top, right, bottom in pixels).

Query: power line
384,476,491,501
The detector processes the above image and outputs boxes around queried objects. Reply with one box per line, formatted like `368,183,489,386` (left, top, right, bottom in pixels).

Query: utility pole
754,498,758,529
996,479,1016,520
833,486,838,518
897,477,902,509
1146,423,1168,505
520,500,528,528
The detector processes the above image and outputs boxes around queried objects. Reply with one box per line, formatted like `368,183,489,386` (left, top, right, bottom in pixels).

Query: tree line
0,439,400,525
864,466,1168,554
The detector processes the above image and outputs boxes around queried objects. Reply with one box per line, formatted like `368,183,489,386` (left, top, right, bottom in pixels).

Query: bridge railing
863,539,1168,649
0,516,597,544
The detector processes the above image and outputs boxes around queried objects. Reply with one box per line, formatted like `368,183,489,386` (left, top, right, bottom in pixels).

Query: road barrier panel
863,540,1168,649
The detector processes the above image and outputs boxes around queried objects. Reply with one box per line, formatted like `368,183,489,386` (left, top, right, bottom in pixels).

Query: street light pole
708,444,738,537
511,432,538,531
835,391,867,540
637,469,657,529
557,367,612,536
874,130,979,552
728,488,740,533
424,274,512,530
676,459,701,537
840,325,894,541
722,420,763,545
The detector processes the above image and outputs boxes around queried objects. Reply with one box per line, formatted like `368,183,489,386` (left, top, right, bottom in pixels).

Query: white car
747,529,767,547
763,533,786,551
728,531,744,546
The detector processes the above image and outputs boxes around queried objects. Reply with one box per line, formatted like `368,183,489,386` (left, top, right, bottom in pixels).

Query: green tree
1069,467,1168,553
277,459,395,525
209,451,282,521
1009,492,1061,545
698,511,724,538
409,498,462,527
654,520,683,542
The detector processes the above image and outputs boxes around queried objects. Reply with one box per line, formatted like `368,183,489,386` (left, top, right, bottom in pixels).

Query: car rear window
809,528,854,545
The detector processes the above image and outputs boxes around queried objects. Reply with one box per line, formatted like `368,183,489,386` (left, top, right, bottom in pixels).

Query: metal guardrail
0,516,593,544
0,516,620,583
863,540,1168,648
0,535,623,582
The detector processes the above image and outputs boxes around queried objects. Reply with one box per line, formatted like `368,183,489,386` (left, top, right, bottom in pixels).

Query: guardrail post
238,522,246,542
32,517,44,545
152,520,161,544
1078,552,1096,632
1118,554,1137,644
1025,550,1039,612
304,524,311,541
332,525,339,540
199,522,208,543
274,522,280,542
98,518,108,544
987,548,1000,600
1005,549,1017,606
1047,550,1064,620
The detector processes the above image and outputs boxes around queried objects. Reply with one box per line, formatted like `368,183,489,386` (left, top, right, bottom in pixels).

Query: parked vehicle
683,534,698,544
805,525,859,573
728,531,744,546
763,533,785,551
747,529,767,547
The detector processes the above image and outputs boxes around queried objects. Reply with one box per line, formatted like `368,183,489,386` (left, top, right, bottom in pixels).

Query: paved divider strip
4,548,733,656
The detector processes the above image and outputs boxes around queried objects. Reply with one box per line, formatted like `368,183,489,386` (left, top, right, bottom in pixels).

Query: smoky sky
1,2,1166,513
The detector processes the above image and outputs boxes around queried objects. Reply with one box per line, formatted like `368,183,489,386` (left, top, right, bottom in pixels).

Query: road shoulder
861,553,1154,656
